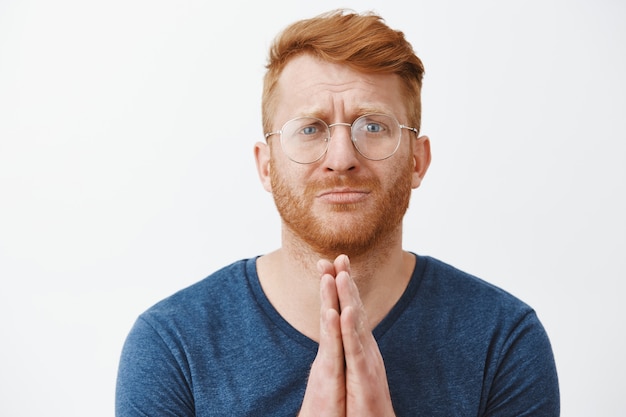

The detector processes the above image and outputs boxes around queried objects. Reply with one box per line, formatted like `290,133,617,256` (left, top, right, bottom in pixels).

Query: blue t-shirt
116,255,559,416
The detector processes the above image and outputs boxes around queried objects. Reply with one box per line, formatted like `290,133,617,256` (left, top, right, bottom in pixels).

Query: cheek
386,153,418,197
269,159,306,200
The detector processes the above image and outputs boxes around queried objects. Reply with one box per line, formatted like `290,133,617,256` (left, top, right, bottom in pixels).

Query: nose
323,123,359,172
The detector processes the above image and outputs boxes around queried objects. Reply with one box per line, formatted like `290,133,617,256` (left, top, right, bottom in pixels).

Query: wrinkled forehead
273,54,407,124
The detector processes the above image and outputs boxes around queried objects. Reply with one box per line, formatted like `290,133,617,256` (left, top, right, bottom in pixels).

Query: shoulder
119,257,261,374
408,255,543,347
138,258,257,333
417,255,532,315
116,258,258,416
153,258,250,301
393,255,560,415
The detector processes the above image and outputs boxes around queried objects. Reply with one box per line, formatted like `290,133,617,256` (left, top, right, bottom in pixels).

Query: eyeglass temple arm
400,125,419,135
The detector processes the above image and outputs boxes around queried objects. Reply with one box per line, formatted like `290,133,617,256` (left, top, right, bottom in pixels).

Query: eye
289,119,327,143
301,125,319,135
365,122,384,133
359,116,390,135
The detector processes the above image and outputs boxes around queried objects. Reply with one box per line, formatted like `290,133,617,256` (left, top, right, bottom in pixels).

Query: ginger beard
270,152,414,259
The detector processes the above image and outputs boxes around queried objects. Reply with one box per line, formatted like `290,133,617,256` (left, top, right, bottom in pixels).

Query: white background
1,0,624,415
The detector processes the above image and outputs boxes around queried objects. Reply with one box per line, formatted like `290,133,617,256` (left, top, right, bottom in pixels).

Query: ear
411,136,431,189
254,141,273,192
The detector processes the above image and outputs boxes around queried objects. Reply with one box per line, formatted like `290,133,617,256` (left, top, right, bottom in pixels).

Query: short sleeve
484,310,560,416
115,316,195,417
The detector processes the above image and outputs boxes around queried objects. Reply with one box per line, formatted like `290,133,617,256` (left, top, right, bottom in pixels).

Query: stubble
270,155,414,259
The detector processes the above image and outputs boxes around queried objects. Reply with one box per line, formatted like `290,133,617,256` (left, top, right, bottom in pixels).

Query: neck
256,223,414,341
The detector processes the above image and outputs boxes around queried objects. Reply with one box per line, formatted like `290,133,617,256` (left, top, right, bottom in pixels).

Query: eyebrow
301,106,394,121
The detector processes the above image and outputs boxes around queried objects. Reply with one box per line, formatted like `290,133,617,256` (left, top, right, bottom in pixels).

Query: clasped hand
298,255,395,417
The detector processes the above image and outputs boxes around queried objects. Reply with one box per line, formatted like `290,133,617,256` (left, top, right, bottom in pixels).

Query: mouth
317,188,370,204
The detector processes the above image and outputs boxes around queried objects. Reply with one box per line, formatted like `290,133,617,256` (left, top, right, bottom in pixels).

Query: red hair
262,9,425,133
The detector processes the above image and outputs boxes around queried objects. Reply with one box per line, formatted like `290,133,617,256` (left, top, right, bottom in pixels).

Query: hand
298,255,396,417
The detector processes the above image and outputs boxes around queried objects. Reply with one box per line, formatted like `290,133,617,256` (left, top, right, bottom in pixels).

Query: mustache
304,176,381,194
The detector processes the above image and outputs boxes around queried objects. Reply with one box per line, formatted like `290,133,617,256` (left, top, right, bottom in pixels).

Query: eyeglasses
264,113,418,164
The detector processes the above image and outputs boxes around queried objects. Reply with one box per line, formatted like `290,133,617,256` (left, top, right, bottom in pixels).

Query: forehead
274,54,405,121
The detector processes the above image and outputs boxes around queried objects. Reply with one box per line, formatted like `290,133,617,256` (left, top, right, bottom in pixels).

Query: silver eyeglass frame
264,113,419,164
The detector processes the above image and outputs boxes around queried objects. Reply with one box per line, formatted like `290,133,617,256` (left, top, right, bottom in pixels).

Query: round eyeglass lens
351,114,401,160
281,117,330,163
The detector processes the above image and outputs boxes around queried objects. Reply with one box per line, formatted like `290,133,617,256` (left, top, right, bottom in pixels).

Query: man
116,9,559,416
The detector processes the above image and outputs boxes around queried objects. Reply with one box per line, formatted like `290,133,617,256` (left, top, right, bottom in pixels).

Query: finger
335,272,374,366
332,255,356,314
320,273,340,320
332,258,395,415
296,274,346,417
333,254,351,276
335,269,364,323
299,304,345,416
342,304,394,417
341,302,391,407
317,258,336,277
319,273,344,377
339,305,367,366
319,304,344,373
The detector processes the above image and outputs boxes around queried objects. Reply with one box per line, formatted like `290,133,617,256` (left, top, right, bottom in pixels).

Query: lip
317,188,370,204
